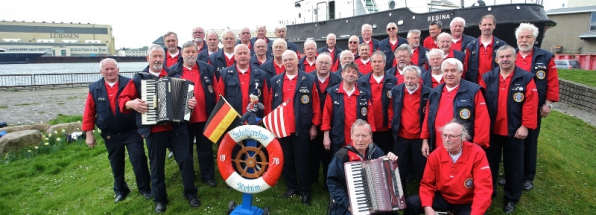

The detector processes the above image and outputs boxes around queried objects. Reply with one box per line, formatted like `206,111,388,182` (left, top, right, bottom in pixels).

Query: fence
0,72,138,90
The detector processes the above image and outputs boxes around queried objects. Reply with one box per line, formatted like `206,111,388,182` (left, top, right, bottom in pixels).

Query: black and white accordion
140,77,194,125
344,157,406,214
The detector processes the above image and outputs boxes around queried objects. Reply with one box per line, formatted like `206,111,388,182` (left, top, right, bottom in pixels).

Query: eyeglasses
240,32,251,35
441,134,462,140
193,32,204,35
387,27,396,31
349,41,359,44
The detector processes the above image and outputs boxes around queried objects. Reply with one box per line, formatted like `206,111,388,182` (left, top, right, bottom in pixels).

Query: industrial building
0,20,115,56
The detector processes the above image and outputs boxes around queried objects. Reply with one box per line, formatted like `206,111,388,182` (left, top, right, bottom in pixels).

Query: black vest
326,85,372,145
426,80,481,150
390,84,431,139
89,75,136,132
168,60,218,119
311,71,343,113
220,64,268,117
357,72,398,128
464,37,506,83
270,71,316,136
482,67,535,137
517,47,554,107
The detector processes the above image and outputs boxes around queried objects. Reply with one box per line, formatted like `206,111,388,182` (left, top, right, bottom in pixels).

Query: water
0,62,148,87
0,62,147,74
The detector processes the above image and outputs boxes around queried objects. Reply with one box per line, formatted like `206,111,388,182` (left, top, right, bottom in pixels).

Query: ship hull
0,52,46,64
286,4,556,50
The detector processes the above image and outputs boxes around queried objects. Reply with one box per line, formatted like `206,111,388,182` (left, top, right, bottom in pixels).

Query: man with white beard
389,65,432,194
387,44,416,84
509,23,559,191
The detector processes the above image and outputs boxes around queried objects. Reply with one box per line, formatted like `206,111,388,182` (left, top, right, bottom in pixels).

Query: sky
3,0,567,49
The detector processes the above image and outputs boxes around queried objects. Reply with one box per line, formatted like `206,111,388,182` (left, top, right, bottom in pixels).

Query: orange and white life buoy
217,125,284,194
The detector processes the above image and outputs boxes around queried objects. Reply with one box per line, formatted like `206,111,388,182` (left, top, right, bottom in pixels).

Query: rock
0,130,43,154
0,123,50,133
46,122,82,135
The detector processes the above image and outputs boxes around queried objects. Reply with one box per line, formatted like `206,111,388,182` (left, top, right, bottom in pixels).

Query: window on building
591,12,596,31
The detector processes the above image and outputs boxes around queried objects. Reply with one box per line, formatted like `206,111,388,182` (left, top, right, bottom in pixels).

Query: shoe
282,190,298,198
524,180,534,190
503,202,516,214
114,194,127,203
155,202,167,213
301,195,311,206
204,179,216,187
187,196,201,208
142,191,153,199
498,177,506,186
168,151,174,158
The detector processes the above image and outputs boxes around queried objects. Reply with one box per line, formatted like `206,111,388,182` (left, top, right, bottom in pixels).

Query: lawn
0,111,595,214
558,69,596,88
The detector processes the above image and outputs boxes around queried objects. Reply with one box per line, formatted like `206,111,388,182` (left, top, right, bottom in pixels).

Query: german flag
203,96,240,143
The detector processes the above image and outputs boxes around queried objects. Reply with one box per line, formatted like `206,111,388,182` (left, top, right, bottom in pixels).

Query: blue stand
230,119,268,215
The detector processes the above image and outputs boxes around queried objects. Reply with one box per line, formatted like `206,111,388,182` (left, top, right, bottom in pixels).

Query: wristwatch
546,103,553,108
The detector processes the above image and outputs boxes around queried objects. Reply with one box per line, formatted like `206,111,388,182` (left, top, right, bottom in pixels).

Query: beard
194,37,203,43
518,43,533,52
405,83,417,91
151,62,163,72
184,55,197,65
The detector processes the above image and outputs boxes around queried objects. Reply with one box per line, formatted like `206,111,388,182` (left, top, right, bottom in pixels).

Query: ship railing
0,72,138,90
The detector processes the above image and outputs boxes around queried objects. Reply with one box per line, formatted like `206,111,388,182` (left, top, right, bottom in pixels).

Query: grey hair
350,119,372,135
407,29,421,38
437,32,452,41
441,58,463,72
403,65,421,77
272,38,287,48
304,39,317,49
429,20,442,29
441,120,471,141
275,24,287,32
481,14,496,25
371,51,386,62
496,45,516,57
99,58,118,69
340,50,354,59
282,50,297,60
221,30,236,40
163,32,177,40
515,23,539,38
182,41,197,50
361,24,372,31
450,17,466,27
395,44,412,56
316,52,332,62
426,48,445,59
358,43,370,50
234,44,249,53
147,44,164,56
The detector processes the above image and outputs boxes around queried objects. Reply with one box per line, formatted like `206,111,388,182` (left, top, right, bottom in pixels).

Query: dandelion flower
35,146,39,149
45,142,49,146
45,137,49,141
48,133,52,137
56,138,62,142
54,131,58,134
61,129,66,133
28,150,31,153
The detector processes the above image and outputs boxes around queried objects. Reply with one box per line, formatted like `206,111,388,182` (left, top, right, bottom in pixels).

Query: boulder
0,123,50,133
0,130,43,154
46,122,82,135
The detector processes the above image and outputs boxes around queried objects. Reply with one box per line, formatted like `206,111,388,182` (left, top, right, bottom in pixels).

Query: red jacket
420,141,493,215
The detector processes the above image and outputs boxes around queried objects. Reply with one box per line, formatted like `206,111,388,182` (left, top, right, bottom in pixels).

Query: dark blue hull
0,53,45,64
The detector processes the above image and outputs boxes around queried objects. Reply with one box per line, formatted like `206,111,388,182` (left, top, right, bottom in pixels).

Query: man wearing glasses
379,22,407,71
405,121,493,215
191,26,207,53
236,27,254,56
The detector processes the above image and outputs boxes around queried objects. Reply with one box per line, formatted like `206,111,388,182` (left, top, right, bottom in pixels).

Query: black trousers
373,130,394,156
524,116,542,181
308,131,326,186
279,133,311,196
187,122,215,181
405,193,472,215
102,129,151,196
146,130,197,203
393,136,427,194
486,134,524,203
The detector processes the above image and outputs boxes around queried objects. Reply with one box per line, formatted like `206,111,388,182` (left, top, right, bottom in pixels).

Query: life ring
217,125,284,194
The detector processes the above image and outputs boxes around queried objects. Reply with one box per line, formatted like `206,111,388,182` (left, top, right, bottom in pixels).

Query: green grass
1,111,595,214
0,105,7,109
47,114,82,125
558,69,596,87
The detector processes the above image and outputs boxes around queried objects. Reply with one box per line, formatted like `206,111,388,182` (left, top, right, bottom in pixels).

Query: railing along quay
0,72,138,90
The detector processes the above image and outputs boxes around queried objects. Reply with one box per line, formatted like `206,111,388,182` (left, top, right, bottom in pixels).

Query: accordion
344,157,406,215
141,77,194,125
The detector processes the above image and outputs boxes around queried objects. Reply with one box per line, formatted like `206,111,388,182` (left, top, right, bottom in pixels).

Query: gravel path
1,87,595,128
